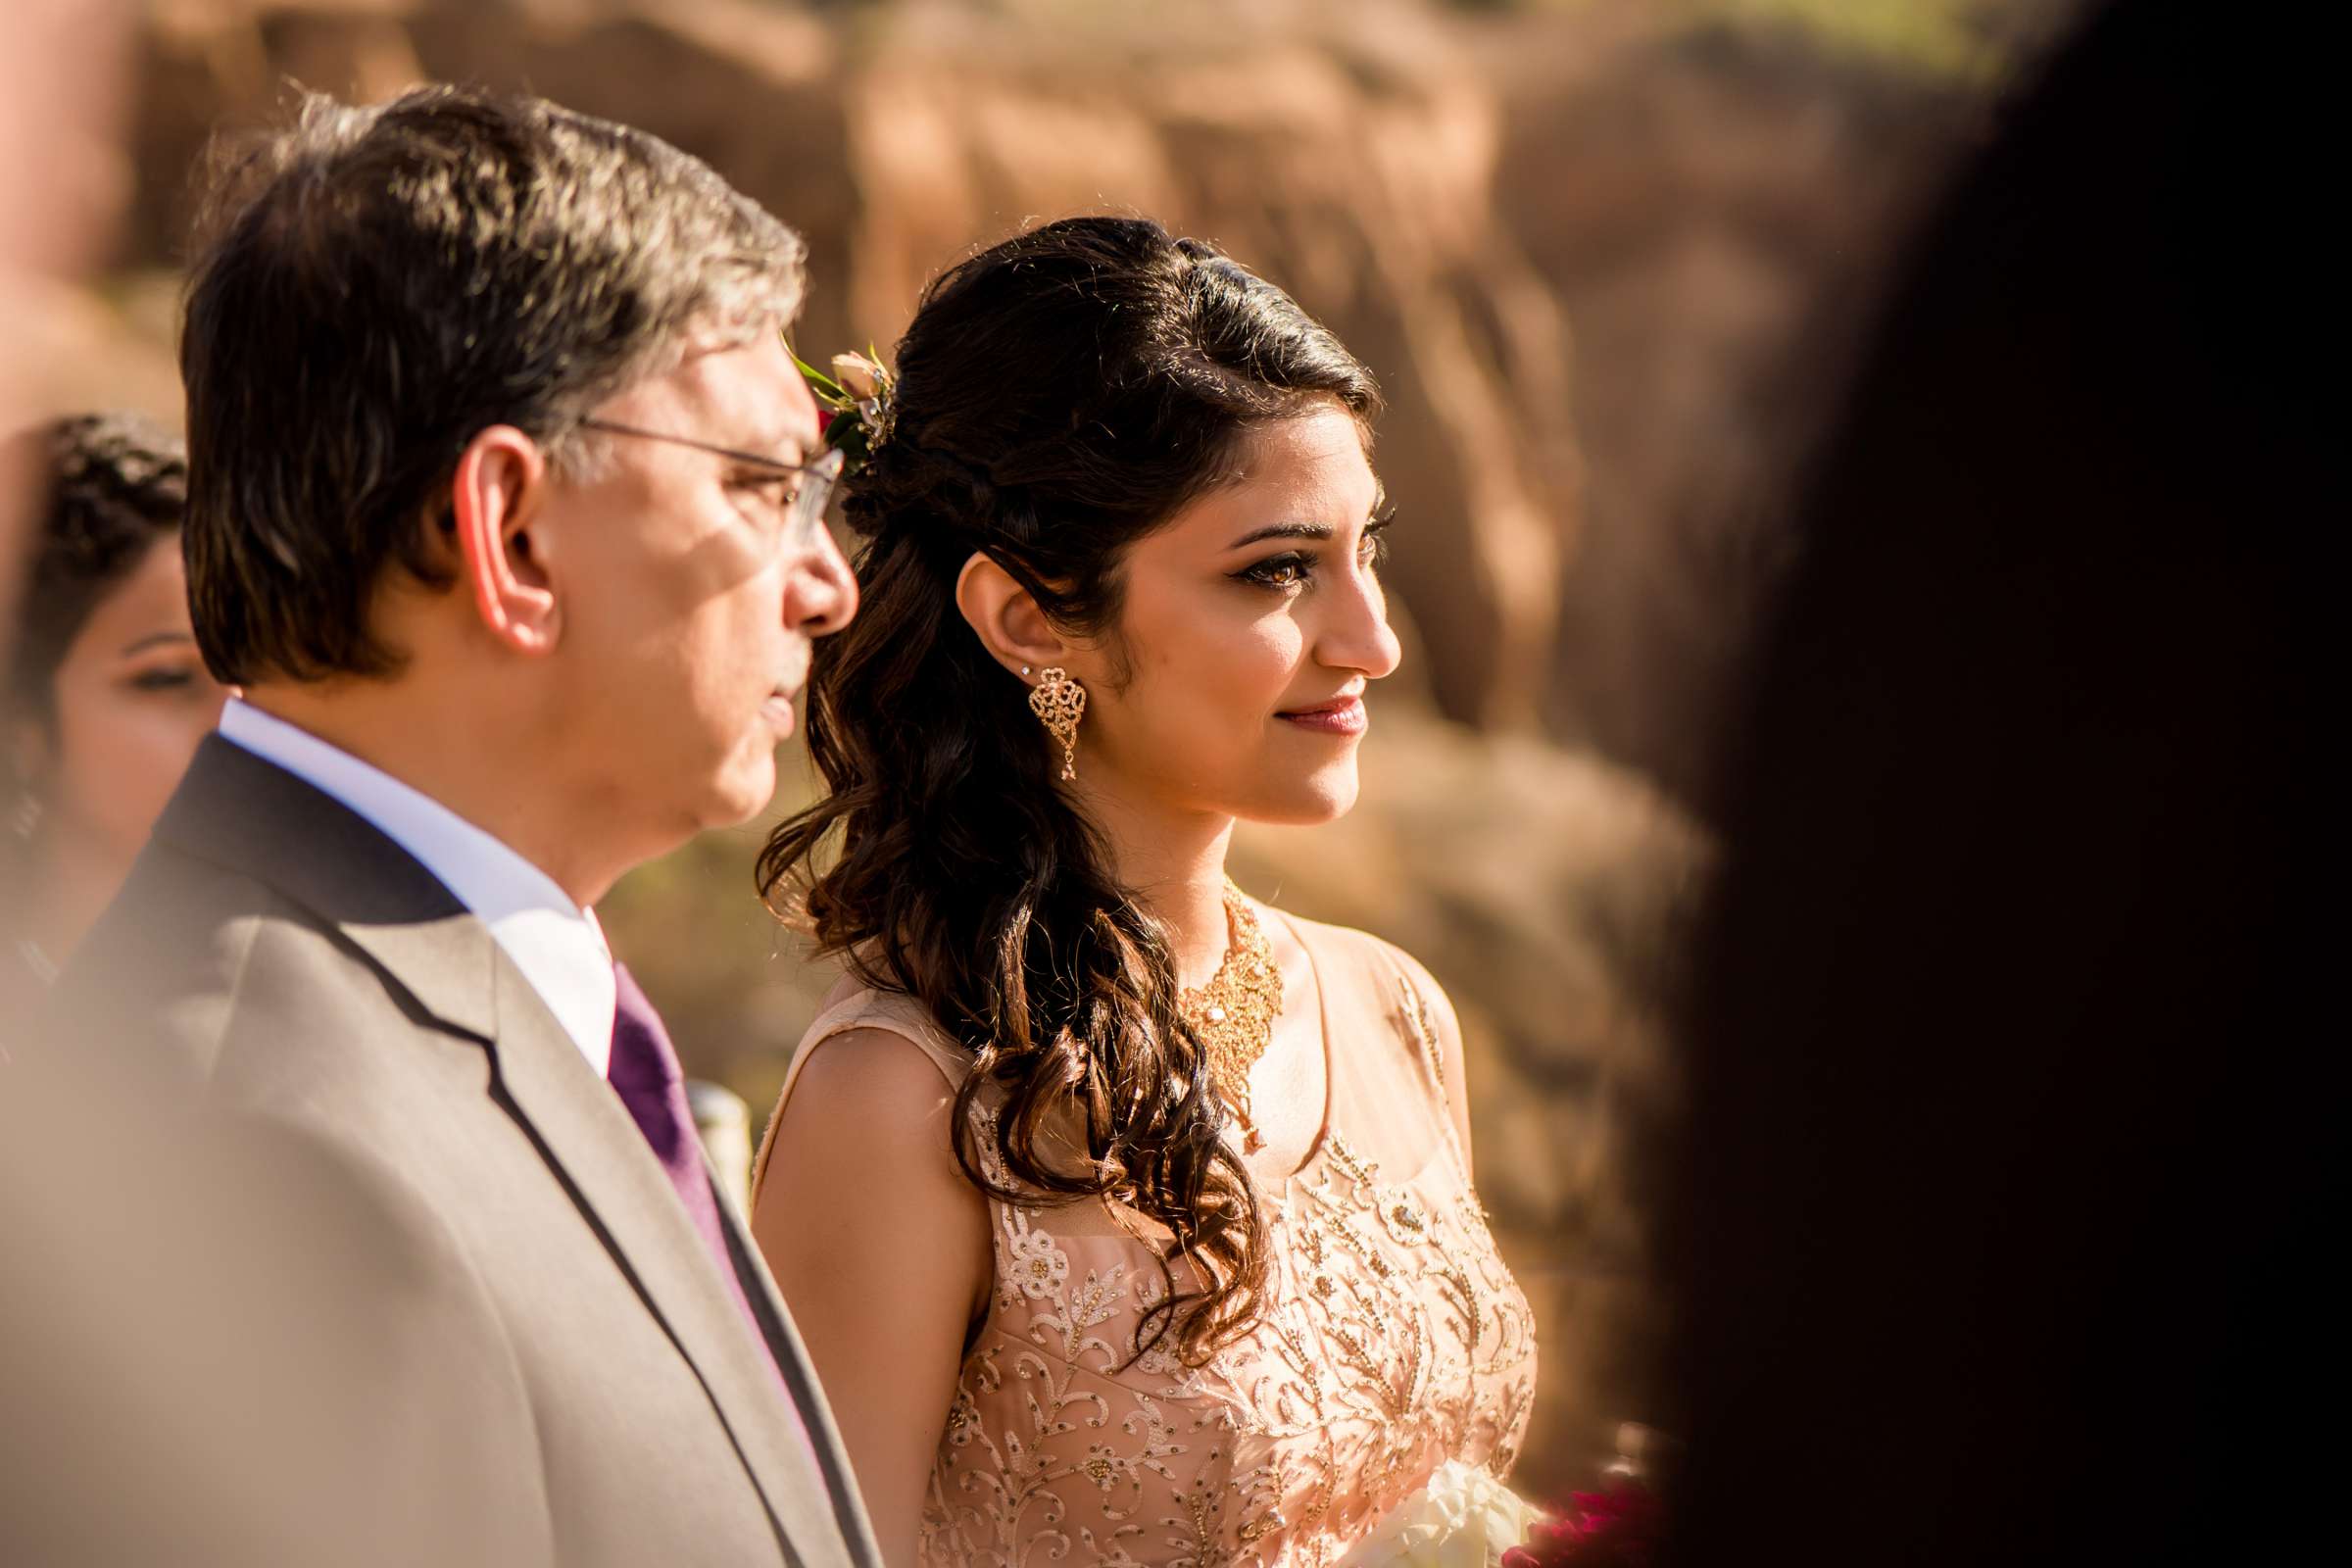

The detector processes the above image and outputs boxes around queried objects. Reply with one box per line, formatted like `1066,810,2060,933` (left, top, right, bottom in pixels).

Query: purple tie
608,962,817,1467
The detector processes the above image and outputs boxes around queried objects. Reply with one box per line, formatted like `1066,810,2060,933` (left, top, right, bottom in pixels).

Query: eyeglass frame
574,416,845,551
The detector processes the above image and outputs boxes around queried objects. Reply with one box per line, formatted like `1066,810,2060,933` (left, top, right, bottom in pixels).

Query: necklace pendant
1182,881,1286,1158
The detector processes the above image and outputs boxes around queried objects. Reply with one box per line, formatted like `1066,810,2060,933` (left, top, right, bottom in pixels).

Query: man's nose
785,526,858,637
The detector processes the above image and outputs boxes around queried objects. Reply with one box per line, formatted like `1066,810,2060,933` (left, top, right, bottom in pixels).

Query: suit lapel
483,959,849,1566
152,738,853,1567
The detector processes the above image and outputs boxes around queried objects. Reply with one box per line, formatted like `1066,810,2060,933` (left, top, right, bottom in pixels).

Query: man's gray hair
180,84,807,684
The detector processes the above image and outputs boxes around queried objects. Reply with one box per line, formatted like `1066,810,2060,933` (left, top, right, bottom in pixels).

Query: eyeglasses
576,416,845,549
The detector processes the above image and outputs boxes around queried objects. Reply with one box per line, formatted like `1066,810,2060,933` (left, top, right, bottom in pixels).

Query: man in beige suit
49,85,875,1567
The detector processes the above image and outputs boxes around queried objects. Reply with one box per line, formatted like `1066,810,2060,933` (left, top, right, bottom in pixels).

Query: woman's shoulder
751,974,978,1207
762,969,969,1125
794,973,973,1089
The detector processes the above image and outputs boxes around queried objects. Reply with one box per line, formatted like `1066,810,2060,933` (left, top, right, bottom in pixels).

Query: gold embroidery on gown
763,913,1538,1568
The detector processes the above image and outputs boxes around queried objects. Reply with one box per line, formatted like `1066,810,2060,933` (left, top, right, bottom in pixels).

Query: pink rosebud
830,352,884,403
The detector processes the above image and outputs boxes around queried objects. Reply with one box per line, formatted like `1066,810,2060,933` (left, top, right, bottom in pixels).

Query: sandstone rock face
3,0,137,610
1479,5,1998,807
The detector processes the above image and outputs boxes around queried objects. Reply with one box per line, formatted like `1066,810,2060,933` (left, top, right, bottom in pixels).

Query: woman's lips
1276,694,1368,736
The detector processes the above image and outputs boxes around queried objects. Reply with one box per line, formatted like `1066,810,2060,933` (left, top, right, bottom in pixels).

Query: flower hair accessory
792,342,896,476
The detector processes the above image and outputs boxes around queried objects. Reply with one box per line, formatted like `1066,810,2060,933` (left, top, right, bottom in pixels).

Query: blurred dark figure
0,14,514,1564
2,1058,541,1564
1666,2,2330,1562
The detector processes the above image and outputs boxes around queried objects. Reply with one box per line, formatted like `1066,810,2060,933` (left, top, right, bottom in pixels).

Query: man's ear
449,425,559,656
955,551,1067,676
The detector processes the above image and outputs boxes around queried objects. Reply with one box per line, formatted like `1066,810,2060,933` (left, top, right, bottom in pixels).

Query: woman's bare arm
751,1028,992,1568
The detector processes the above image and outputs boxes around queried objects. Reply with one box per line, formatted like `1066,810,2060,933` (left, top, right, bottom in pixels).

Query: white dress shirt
218,698,616,1074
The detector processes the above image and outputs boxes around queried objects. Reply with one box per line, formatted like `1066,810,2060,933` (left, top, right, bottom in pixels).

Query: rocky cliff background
44,0,2049,1497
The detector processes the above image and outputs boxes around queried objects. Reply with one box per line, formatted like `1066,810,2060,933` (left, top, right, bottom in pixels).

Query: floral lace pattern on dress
920,964,1537,1568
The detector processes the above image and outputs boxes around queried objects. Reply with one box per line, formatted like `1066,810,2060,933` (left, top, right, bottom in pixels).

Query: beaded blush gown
754,906,1538,1568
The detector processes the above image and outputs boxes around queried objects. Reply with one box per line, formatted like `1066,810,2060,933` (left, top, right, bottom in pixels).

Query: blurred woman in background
4,414,227,1004
752,217,1537,1568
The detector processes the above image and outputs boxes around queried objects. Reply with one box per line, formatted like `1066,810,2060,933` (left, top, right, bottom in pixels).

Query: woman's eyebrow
1227,521,1336,549
119,630,195,658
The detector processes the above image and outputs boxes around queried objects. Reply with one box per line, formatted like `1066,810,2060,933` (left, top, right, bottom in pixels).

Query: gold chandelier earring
1026,665,1087,781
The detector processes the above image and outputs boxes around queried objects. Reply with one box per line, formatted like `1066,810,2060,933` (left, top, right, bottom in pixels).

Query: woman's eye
128,667,196,694
1361,514,1396,567
1239,554,1310,590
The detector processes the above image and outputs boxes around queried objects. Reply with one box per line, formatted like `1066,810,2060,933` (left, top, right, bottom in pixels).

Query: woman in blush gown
752,217,1537,1568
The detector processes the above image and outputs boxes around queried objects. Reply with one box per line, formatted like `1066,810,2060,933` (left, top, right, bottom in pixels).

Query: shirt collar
216,698,616,1074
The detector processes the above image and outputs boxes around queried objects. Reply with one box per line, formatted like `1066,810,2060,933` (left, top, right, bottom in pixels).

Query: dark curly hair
758,216,1380,1362
5,413,188,734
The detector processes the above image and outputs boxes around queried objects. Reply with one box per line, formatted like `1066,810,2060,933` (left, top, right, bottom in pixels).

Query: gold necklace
1178,882,1285,1152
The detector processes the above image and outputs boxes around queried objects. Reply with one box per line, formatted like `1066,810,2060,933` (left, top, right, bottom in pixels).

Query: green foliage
1712,0,2011,77
791,340,894,476
1453,0,2020,79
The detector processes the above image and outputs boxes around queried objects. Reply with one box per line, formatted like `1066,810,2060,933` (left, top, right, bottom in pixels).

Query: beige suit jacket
52,735,880,1568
